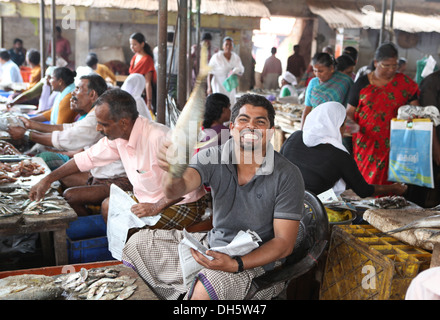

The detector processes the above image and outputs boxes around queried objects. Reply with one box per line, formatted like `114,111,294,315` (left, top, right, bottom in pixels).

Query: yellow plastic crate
320,225,431,300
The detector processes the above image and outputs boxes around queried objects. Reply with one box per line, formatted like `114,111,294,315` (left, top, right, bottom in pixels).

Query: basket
320,225,431,300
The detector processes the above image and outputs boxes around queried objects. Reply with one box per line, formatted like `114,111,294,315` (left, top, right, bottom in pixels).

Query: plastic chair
244,190,329,300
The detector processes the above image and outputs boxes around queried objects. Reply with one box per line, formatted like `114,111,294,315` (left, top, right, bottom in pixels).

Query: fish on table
382,214,440,235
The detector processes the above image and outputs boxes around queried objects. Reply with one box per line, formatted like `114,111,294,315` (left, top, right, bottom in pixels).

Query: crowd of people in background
1,27,440,300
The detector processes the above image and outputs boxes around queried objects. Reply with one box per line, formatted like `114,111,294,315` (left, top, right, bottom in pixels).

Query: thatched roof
0,0,271,18
308,0,440,33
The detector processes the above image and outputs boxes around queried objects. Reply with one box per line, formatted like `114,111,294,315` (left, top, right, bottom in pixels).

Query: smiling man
122,94,305,300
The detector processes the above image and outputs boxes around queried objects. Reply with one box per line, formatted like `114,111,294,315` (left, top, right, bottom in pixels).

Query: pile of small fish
371,196,409,209
0,159,45,185
56,267,137,300
0,140,20,155
0,188,70,217
13,159,45,177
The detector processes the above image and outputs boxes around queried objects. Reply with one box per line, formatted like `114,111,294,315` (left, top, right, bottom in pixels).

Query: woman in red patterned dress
347,43,419,185
129,32,157,115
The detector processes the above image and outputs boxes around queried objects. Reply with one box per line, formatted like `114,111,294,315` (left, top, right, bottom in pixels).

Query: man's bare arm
29,159,81,201
25,117,63,133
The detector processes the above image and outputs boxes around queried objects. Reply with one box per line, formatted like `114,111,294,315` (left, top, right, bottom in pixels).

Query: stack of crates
320,225,432,300
66,214,114,264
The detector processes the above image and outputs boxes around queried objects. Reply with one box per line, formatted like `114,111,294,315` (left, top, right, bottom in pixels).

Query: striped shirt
305,71,353,108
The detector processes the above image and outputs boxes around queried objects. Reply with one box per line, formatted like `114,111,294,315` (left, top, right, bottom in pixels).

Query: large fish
168,43,211,178
382,214,440,235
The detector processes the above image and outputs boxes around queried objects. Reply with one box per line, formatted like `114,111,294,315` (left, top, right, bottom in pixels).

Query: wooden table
0,209,77,265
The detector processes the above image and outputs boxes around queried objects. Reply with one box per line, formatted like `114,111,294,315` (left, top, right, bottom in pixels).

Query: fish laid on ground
382,214,440,235
0,274,63,300
58,267,137,300
168,42,211,178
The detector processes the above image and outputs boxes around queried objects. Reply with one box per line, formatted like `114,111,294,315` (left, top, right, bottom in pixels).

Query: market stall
0,132,77,267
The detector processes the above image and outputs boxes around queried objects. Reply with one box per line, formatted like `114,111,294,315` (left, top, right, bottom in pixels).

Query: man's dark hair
80,74,108,97
271,47,277,55
13,38,23,45
85,53,98,68
26,49,40,66
95,88,139,121
0,50,10,61
231,94,275,128
202,33,212,41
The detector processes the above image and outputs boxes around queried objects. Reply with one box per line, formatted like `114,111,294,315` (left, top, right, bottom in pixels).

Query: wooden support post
156,0,167,125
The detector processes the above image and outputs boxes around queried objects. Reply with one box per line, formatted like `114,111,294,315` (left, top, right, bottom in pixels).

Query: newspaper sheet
179,229,261,287
107,184,161,260
318,188,357,212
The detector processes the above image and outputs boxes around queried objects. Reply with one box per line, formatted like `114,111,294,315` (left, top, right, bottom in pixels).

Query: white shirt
406,267,440,300
51,108,126,179
208,51,244,106
0,60,23,84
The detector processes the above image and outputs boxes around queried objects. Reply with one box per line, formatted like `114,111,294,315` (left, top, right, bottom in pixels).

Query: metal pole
379,0,387,45
389,0,395,42
51,0,56,67
193,0,201,77
39,0,46,76
156,0,168,125
177,0,188,110
187,0,192,94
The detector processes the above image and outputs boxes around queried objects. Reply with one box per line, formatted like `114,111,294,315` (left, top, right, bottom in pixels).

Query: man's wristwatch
24,130,31,141
233,256,244,273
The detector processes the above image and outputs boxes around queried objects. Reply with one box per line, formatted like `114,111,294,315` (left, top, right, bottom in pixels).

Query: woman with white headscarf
121,73,153,120
280,101,407,197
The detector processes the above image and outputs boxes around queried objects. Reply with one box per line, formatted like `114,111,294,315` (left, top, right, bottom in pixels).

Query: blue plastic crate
66,235,114,264
66,214,107,241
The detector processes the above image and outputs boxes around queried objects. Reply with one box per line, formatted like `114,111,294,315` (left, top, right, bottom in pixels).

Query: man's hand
19,116,32,129
130,202,160,218
7,125,26,140
29,178,52,201
191,249,240,273
130,197,183,218
157,139,172,172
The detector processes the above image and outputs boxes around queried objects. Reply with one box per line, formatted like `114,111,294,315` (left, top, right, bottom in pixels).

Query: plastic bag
0,234,38,254
388,118,434,188
223,74,238,92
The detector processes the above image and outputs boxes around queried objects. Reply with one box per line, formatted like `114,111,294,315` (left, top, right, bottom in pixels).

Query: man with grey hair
9,74,130,216
29,88,207,227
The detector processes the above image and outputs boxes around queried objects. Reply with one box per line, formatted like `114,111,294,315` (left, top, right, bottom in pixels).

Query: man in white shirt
0,50,23,87
8,74,131,216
